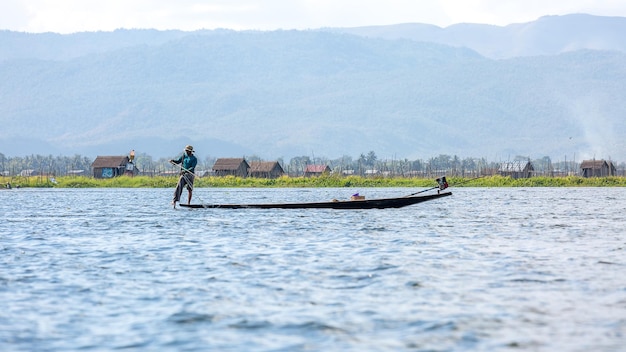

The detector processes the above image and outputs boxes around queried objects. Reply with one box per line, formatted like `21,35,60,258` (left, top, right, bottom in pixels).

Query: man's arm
170,155,183,164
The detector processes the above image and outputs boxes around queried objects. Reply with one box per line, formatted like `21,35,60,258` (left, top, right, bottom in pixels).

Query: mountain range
1,14,625,162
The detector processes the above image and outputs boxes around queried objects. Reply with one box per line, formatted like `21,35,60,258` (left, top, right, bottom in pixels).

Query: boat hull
179,191,451,209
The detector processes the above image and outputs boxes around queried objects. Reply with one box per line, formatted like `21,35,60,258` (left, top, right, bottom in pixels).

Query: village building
580,159,616,177
20,169,39,177
248,161,284,178
212,158,250,177
498,161,534,179
304,164,331,177
194,170,212,177
91,156,137,178
67,169,87,176
364,169,382,177
159,170,180,177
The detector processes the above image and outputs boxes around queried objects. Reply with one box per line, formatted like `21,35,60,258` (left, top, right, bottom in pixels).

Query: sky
2,0,626,34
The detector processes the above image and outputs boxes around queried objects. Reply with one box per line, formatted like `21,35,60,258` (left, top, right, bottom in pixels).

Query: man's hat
185,145,194,152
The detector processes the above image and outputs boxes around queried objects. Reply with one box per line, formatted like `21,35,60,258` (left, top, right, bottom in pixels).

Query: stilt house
248,161,284,178
498,161,534,179
91,156,137,178
212,158,250,177
304,164,332,177
580,159,616,177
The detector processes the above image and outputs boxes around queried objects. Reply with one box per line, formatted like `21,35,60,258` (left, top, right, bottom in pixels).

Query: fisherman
436,176,448,194
170,145,198,208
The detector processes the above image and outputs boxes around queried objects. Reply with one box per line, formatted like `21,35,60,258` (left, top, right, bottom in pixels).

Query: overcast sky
2,0,626,33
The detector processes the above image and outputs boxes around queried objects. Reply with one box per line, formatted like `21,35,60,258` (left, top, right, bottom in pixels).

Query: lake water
0,187,624,351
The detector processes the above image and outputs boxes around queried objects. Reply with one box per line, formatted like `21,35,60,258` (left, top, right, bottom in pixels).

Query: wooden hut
580,159,616,177
68,169,87,176
248,161,284,179
304,164,331,177
364,169,381,177
212,158,250,177
498,161,534,179
91,156,136,178
20,169,39,177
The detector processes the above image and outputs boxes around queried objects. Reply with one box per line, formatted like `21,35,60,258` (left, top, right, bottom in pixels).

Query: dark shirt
172,153,197,173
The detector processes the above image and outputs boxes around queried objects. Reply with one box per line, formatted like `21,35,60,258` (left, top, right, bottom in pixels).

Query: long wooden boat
179,191,451,209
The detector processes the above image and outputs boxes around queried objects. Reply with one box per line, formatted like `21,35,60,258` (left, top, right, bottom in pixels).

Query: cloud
440,0,626,26
2,0,626,33
0,0,31,31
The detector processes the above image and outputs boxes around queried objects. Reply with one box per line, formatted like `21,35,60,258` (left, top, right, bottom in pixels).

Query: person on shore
170,145,198,207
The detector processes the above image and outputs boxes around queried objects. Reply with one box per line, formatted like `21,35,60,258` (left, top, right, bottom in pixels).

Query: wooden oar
405,186,439,197
405,175,486,197
169,161,201,179
405,176,448,197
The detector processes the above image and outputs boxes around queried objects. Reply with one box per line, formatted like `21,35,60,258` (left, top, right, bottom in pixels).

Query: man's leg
186,174,194,204
172,176,184,207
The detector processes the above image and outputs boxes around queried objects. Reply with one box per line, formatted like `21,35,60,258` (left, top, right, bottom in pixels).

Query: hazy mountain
326,14,626,59
0,29,208,62
1,15,625,162
3,14,624,62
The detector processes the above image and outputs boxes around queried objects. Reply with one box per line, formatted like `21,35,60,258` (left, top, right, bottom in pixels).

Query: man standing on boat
170,145,198,208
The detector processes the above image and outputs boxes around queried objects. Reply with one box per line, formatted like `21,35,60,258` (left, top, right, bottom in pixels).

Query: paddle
169,160,201,179
406,176,448,197
405,186,439,197
405,175,490,197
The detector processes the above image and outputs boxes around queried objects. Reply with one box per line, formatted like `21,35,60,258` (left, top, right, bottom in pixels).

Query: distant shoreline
3,175,626,188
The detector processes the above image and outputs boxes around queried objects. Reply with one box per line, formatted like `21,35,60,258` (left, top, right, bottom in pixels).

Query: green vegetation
3,175,626,189
453,175,626,187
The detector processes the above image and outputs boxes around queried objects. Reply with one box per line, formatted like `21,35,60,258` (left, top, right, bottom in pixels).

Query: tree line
2,152,625,178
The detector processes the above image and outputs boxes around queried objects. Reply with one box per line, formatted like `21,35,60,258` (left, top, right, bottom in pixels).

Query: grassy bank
3,175,626,188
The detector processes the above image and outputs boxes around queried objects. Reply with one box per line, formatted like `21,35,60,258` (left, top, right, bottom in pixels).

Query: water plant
2,175,625,188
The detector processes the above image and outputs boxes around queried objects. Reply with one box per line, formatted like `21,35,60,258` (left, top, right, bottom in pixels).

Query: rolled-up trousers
173,173,194,202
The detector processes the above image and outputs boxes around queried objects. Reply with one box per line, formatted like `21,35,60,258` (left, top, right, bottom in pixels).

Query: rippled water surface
1,187,625,351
